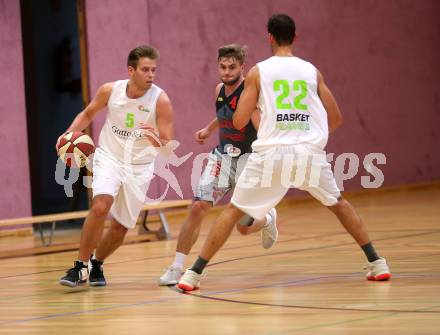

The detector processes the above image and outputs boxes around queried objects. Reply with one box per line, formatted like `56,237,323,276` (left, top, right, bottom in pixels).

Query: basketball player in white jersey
158,45,278,286
178,14,391,291
58,45,174,287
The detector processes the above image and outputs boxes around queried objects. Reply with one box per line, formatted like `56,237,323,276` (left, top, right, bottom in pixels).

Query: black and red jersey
215,82,257,156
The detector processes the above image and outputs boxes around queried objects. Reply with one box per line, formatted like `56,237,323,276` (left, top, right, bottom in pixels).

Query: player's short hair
217,44,247,65
267,14,296,46
127,45,159,69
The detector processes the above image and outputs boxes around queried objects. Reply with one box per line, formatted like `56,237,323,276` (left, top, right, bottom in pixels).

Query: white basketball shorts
92,148,154,229
231,145,341,220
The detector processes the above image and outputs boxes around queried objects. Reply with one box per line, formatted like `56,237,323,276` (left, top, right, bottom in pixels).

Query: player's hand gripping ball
56,131,95,168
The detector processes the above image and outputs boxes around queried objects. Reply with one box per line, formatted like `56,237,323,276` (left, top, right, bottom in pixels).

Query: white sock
171,252,186,269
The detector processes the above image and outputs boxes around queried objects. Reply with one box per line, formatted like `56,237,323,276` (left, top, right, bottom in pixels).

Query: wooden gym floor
0,184,439,334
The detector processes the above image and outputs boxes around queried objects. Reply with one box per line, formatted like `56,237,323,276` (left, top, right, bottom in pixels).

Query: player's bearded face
129,57,157,90
218,57,243,86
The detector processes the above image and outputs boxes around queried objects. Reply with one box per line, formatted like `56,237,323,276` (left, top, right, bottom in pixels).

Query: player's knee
191,201,211,217
91,200,110,218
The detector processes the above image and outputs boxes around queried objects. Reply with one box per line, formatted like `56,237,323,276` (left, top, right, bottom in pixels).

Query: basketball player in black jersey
158,44,278,286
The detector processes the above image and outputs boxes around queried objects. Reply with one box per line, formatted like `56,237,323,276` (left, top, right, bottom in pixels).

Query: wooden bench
0,199,192,247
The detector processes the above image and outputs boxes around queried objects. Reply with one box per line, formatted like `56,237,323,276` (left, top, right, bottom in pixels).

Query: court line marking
262,305,440,334
0,239,324,279
2,271,439,326
185,273,440,314
179,230,440,314
1,228,438,280
0,231,357,279
0,296,184,325
0,230,439,325
207,230,440,267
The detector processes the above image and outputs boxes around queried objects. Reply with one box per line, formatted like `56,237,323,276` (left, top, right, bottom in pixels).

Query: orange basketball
57,131,95,168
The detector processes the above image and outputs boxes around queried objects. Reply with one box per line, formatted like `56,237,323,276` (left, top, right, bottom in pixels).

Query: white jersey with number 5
252,56,329,152
98,80,163,165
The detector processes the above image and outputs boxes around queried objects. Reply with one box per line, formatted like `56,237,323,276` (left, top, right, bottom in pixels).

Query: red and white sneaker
365,257,391,281
177,269,201,291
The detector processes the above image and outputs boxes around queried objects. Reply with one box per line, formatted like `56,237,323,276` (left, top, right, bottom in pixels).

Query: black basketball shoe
59,261,88,287
89,257,107,286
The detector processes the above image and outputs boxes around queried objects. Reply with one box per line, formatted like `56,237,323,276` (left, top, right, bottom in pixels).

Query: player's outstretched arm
195,117,218,144
233,66,259,130
204,118,220,132
317,70,343,133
